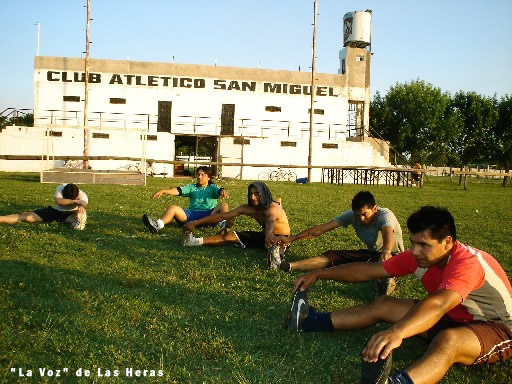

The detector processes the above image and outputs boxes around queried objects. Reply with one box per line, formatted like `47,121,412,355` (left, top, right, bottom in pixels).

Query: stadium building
0,10,390,182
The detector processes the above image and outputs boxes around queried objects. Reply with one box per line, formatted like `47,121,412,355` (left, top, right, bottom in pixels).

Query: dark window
110,98,126,104
281,141,296,147
63,96,80,102
92,133,109,139
221,104,235,135
46,131,62,137
322,143,338,149
233,137,250,145
308,108,325,115
265,106,281,112
157,101,172,133
141,135,157,141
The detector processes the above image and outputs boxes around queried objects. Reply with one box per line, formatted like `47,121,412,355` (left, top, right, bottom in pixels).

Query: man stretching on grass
286,206,512,384
182,182,290,270
142,166,229,233
0,183,88,230
277,191,403,295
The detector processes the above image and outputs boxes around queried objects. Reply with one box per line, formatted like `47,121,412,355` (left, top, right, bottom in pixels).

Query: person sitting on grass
285,206,512,384
0,183,88,230
277,191,403,295
142,166,229,233
182,181,290,270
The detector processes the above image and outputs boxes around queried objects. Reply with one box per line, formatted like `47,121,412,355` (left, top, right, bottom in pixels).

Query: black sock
301,308,334,332
280,261,291,272
388,371,414,384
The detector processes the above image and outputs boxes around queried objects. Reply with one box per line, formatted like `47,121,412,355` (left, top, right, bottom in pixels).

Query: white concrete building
0,10,390,181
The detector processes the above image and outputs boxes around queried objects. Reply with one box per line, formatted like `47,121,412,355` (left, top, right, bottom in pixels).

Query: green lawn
0,173,511,383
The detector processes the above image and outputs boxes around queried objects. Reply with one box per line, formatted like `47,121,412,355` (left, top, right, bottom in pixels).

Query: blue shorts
175,209,214,226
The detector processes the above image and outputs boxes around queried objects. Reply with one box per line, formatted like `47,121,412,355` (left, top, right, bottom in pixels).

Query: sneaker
142,214,159,233
267,243,283,270
376,278,397,296
73,211,87,230
182,232,202,246
360,352,393,384
284,289,309,332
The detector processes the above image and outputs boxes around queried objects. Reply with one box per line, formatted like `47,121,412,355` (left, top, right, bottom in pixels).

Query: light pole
83,0,90,169
307,0,317,183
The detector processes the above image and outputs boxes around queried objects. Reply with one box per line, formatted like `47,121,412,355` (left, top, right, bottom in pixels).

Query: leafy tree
450,92,498,166
494,95,512,185
0,113,33,130
370,80,461,166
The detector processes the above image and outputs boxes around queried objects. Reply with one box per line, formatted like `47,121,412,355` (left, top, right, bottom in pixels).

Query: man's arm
152,187,180,199
362,289,462,362
263,206,280,247
294,261,391,291
54,196,87,208
379,226,395,261
279,220,341,245
183,205,251,232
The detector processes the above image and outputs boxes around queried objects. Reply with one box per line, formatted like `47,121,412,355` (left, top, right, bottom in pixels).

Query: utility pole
83,0,90,169
307,0,317,183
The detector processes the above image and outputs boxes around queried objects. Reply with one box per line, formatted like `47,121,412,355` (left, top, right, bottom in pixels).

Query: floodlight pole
35,22,40,56
83,0,90,169
307,0,317,184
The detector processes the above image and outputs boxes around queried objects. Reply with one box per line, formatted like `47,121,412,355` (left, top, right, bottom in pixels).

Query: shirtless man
182,182,290,270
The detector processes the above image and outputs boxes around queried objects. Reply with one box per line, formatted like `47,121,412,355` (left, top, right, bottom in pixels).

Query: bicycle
127,162,155,176
258,169,273,181
270,168,297,182
62,160,91,169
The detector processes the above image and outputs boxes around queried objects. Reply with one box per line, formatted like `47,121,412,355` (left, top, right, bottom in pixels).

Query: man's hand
151,190,164,199
362,327,404,362
77,206,86,214
219,189,229,199
379,249,392,262
265,232,277,248
294,271,318,292
183,221,196,233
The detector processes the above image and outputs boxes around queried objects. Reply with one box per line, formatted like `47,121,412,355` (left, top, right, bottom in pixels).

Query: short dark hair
407,206,457,242
196,166,213,185
351,191,376,210
62,183,79,200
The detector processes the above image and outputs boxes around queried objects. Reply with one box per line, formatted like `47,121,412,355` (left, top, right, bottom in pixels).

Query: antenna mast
307,0,317,183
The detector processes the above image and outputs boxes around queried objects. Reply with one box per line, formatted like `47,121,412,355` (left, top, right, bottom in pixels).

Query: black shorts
321,249,381,266
33,206,76,223
234,231,288,249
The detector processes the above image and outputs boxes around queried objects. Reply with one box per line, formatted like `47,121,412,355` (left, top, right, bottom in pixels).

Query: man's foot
284,289,309,332
142,214,159,233
267,244,283,270
73,211,87,230
376,278,396,296
182,232,202,246
360,352,393,384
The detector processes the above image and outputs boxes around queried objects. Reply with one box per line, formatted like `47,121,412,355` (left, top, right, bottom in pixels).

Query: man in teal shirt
142,166,229,233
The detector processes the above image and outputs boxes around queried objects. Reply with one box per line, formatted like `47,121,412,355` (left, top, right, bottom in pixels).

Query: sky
1,0,511,113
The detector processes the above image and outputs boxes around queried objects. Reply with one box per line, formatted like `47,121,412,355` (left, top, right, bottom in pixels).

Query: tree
0,113,33,130
370,80,461,166
493,95,512,185
450,92,498,166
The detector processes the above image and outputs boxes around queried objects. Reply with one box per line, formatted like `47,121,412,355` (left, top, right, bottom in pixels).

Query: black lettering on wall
89,73,101,83
227,81,240,91
214,79,226,90
135,76,146,86
148,76,158,86
161,76,172,86
110,74,123,84
303,85,311,95
194,79,205,88
242,81,256,92
61,72,73,82
264,83,281,93
317,87,326,96
74,72,85,82
124,75,135,85
180,78,192,88
47,71,59,81
290,85,301,95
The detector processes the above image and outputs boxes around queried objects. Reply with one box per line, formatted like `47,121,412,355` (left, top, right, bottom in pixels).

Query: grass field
0,172,511,384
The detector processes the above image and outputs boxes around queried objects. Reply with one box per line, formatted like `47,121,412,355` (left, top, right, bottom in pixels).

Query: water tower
338,10,372,75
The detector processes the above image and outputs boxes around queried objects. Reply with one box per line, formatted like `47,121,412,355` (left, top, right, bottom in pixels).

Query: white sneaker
182,232,202,246
267,244,283,270
73,211,87,230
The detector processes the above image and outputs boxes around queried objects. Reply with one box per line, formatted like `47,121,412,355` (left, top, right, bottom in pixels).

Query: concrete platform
40,168,146,185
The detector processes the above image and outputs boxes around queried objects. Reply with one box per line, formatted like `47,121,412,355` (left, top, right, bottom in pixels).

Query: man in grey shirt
278,191,403,295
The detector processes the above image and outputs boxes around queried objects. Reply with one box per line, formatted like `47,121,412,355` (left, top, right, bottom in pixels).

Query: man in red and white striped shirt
290,206,512,384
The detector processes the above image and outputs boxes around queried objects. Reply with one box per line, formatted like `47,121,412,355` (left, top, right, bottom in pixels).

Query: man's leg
160,205,188,224
211,202,228,215
0,211,43,224
285,249,377,272
404,327,481,384
183,230,240,246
